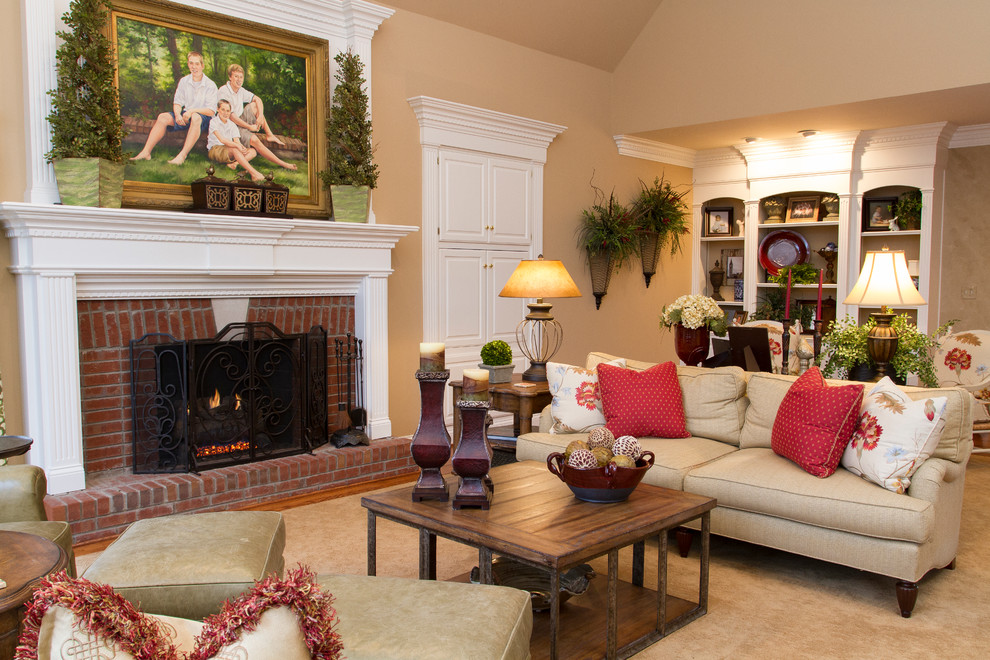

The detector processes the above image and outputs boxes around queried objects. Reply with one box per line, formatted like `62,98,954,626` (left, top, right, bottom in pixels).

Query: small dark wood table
0,531,68,660
449,375,552,446
0,436,33,461
362,461,715,659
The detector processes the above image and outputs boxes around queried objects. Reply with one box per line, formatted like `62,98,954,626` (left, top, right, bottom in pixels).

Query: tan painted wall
372,10,689,435
941,146,990,331
0,1,26,440
612,0,990,134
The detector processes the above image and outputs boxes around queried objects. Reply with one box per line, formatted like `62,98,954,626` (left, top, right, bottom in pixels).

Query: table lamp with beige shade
498,255,581,381
843,246,926,381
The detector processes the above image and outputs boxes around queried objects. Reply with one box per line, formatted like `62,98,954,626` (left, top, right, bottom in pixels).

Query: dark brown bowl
546,450,655,502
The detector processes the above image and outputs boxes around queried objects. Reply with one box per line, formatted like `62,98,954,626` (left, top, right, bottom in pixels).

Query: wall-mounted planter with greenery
577,184,637,309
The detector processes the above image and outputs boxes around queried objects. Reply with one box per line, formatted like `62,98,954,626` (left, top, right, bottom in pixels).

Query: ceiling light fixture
798,129,819,138
743,136,759,143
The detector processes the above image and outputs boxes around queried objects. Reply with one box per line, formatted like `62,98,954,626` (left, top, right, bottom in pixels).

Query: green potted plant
577,182,638,309
893,189,922,230
479,339,514,383
632,174,691,287
320,49,379,222
819,314,955,386
46,0,128,207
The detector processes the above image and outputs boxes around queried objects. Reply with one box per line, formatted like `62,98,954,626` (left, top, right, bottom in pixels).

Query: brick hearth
45,437,415,544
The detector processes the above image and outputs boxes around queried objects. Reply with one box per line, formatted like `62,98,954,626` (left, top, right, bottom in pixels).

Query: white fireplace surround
7,0,409,494
0,203,417,494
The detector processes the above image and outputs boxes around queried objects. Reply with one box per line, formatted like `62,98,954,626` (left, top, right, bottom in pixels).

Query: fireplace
131,322,328,474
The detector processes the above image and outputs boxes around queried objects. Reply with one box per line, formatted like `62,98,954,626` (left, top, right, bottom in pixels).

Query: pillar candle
784,269,792,319
419,342,445,372
461,368,490,401
816,270,823,320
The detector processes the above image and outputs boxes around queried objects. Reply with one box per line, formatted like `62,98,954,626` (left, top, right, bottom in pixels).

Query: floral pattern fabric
547,359,625,433
841,377,947,494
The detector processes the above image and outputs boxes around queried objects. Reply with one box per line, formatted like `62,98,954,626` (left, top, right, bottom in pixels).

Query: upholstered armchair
0,448,77,576
934,330,990,442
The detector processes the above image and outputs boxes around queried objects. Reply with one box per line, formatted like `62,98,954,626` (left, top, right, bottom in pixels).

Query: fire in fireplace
130,322,328,473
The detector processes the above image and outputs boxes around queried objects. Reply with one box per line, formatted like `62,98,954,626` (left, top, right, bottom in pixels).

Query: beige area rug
78,454,990,658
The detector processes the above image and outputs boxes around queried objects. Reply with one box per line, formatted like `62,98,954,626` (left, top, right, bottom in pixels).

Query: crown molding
613,135,696,168
949,123,990,149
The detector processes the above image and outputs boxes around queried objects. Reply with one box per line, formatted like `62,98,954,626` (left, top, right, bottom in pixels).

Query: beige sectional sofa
516,352,974,617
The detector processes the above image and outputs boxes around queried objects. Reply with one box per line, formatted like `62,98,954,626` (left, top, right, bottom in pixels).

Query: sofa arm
905,457,965,503
0,463,50,522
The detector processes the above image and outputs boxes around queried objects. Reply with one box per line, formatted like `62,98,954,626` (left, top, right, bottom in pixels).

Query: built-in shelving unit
691,123,952,333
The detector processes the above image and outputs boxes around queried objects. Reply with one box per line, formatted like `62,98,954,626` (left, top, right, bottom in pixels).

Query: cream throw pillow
547,359,625,433
841,377,947,493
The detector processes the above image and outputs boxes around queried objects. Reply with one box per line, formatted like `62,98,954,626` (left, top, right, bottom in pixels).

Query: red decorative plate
759,230,809,276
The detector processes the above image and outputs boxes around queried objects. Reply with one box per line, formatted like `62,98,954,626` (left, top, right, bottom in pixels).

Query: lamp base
867,312,898,382
521,361,547,382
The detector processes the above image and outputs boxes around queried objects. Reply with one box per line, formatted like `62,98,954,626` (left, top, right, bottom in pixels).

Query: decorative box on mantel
189,169,292,218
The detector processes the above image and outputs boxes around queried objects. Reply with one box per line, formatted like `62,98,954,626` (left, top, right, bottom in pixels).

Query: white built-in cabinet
691,123,951,334
410,96,566,423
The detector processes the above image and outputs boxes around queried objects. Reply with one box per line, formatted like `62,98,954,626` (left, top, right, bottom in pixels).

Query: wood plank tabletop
362,461,715,569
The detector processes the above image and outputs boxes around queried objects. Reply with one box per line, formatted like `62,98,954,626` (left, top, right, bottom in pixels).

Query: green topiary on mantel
46,0,127,163
320,49,379,189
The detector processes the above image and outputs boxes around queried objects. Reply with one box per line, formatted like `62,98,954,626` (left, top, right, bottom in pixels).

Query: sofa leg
675,528,693,558
895,580,917,618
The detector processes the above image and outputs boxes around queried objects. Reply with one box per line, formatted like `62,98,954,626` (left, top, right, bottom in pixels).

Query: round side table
0,436,33,461
0,531,67,660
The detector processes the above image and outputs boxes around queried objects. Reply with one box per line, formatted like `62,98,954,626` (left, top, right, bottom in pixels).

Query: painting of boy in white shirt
207,99,265,182
130,51,218,165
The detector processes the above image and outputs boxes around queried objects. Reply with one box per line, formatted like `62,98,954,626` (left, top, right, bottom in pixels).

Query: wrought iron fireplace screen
130,322,328,473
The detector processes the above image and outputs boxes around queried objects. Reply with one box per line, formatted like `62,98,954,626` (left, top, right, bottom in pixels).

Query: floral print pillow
547,359,625,434
841,377,947,494
935,331,990,387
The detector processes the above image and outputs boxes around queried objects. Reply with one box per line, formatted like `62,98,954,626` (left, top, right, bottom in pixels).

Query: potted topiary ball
47,0,128,207
479,340,514,383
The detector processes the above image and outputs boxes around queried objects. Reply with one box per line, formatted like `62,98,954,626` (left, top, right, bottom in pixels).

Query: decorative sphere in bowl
546,450,655,502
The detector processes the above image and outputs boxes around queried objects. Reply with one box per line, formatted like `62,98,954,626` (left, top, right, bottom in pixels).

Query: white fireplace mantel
0,202,417,494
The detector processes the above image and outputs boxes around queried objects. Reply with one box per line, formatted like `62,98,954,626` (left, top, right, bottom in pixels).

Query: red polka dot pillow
771,367,864,477
547,358,625,433
597,361,690,438
841,377,948,493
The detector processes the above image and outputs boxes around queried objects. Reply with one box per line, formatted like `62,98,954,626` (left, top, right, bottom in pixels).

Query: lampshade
498,257,581,299
843,248,926,308
498,255,580,382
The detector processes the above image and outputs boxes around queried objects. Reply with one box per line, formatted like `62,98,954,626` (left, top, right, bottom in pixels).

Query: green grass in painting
125,147,310,195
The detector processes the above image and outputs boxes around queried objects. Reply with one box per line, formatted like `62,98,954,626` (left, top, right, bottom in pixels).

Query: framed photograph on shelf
706,207,733,236
785,196,819,223
109,0,330,217
862,197,898,231
725,256,743,279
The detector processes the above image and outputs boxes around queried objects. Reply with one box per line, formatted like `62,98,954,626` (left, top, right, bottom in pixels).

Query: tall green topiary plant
320,49,378,222
47,0,128,207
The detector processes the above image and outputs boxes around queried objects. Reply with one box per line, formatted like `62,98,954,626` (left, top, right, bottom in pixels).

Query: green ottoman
83,511,285,620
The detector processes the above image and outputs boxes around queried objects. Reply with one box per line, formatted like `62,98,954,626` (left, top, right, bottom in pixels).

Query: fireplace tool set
331,333,369,447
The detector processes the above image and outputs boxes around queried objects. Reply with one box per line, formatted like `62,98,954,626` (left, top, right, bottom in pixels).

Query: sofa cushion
515,430,737,491
841,377,948,493
586,353,749,446
741,371,973,464
546,358,625,433
319,574,533,660
598,361,690,439
683,448,934,543
771,367,864,477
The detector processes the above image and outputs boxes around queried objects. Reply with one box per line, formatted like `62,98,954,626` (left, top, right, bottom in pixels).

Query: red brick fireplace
0,203,418,543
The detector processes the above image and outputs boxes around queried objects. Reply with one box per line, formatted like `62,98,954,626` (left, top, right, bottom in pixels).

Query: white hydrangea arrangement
660,294,727,336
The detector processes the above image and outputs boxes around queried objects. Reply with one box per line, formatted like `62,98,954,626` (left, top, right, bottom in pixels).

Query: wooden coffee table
362,461,715,659
0,531,68,660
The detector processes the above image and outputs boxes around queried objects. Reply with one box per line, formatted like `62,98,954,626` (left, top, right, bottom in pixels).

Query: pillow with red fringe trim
15,567,342,660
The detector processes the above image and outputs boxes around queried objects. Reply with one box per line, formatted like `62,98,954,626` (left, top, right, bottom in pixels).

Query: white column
356,273,391,438
421,145,441,341
20,0,59,203
17,272,86,493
